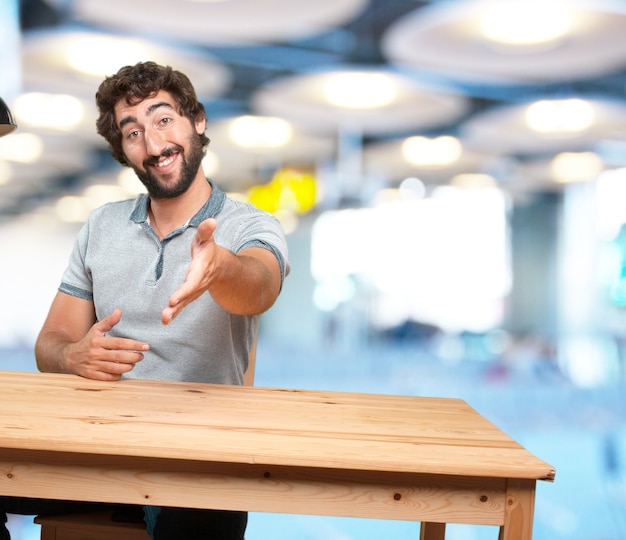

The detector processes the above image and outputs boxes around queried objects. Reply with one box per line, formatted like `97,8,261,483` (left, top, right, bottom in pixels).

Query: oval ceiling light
252,68,468,135
323,72,396,109
22,29,232,103
13,92,84,130
381,0,626,83
70,0,368,45
451,173,497,189
399,177,426,199
67,36,148,77
551,151,603,183
526,98,594,134
0,132,43,163
401,135,463,166
228,115,293,148
460,98,626,156
480,1,571,46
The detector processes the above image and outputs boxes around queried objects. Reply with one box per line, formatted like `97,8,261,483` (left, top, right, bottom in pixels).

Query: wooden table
0,370,554,539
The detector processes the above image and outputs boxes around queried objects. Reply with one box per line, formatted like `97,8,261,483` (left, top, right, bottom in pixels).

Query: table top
0,370,554,482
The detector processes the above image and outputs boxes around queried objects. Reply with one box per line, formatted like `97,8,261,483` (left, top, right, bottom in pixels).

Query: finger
162,306,176,326
95,308,123,335
162,294,198,325
162,282,205,325
162,302,186,325
80,370,123,382
81,359,138,381
105,349,146,365
83,338,146,366
164,265,204,316
102,337,150,353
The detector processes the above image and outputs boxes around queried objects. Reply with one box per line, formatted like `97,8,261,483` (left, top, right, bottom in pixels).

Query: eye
127,130,141,140
159,117,172,126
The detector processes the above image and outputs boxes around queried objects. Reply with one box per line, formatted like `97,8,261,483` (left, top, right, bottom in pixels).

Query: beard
132,133,206,200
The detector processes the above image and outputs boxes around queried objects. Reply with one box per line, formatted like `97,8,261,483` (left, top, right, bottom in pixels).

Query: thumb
196,218,217,243
96,308,122,335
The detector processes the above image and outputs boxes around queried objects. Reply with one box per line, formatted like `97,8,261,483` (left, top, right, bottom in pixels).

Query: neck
149,176,211,239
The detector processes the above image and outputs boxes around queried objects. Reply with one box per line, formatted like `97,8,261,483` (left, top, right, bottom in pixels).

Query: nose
144,126,167,157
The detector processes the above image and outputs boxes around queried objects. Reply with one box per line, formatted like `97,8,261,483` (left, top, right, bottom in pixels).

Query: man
1,61,289,539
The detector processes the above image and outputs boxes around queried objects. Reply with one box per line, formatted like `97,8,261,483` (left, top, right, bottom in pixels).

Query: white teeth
155,155,175,168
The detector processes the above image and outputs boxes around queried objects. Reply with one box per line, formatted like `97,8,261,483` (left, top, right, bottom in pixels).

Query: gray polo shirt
59,180,289,384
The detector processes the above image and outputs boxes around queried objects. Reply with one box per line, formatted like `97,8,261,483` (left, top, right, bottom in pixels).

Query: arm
161,218,283,325
35,291,149,381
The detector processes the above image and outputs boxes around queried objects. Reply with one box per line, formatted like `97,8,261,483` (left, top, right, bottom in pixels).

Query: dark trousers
153,507,247,540
0,497,247,540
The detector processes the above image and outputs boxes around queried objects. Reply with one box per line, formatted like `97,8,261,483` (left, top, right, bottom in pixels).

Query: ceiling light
67,36,148,76
13,93,84,130
0,161,12,185
323,72,396,109
551,152,603,183
228,115,292,148
399,177,426,199
480,1,571,46
526,99,594,134
401,135,462,166
451,173,497,189
0,132,43,163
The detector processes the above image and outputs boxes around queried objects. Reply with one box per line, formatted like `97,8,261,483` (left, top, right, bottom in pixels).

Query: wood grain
0,371,555,480
0,370,554,538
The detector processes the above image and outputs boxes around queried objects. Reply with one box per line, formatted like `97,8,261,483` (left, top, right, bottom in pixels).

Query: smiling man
0,62,289,540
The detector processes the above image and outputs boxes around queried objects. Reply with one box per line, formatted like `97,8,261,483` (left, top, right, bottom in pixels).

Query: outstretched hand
162,218,220,325
162,216,282,322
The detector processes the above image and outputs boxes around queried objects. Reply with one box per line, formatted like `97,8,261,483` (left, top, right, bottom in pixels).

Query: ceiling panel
1,0,626,222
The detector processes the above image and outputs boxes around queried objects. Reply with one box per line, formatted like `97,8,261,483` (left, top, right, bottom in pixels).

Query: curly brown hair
95,61,210,166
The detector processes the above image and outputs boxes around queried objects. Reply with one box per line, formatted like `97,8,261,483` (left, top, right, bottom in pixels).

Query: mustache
144,145,183,167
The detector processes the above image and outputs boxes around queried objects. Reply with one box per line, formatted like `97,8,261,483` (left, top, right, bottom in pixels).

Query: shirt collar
130,178,225,225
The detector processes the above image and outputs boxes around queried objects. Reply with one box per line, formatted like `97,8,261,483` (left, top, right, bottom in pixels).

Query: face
115,90,206,199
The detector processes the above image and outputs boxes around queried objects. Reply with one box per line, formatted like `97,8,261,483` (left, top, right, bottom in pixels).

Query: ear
195,114,206,135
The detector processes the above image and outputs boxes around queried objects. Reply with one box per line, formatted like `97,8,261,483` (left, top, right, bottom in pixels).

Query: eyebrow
118,101,175,130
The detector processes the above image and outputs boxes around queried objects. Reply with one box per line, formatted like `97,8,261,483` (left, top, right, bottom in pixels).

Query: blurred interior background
2,0,626,538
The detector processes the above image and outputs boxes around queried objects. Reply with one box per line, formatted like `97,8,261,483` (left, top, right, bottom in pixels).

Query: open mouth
145,146,182,171
154,153,177,169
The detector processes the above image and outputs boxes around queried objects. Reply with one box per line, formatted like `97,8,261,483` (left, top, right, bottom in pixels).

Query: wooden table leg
420,522,446,540
500,479,537,540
